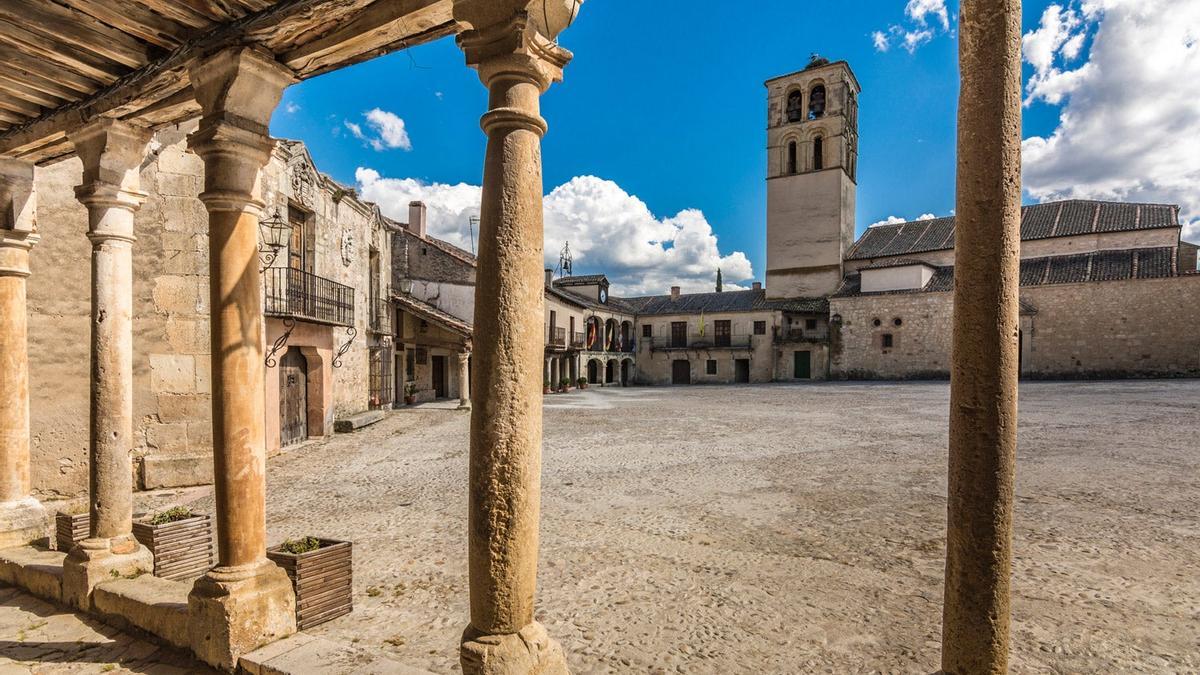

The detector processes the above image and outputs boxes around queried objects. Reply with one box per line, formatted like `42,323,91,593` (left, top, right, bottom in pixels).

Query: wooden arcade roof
0,0,457,164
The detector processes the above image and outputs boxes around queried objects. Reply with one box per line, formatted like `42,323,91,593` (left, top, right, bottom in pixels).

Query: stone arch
605,359,617,384
620,320,633,351
620,357,633,386
808,81,827,119
812,134,824,171
785,88,804,122
587,358,603,384
604,318,618,352
586,316,603,350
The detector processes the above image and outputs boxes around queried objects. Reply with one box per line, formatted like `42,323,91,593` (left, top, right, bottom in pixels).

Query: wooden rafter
54,0,188,50
0,1,153,69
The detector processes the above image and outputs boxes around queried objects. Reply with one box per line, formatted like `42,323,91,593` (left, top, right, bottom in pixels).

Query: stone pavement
0,583,209,674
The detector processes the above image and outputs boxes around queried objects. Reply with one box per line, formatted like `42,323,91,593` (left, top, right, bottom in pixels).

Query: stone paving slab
0,583,212,674
240,632,435,675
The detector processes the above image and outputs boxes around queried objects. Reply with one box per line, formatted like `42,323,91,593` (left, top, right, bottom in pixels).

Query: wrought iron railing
571,331,585,348
549,326,566,347
776,326,828,342
369,297,393,335
650,334,753,350
264,267,355,327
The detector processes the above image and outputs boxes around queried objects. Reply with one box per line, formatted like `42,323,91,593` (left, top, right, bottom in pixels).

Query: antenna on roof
555,241,573,279
468,216,479,256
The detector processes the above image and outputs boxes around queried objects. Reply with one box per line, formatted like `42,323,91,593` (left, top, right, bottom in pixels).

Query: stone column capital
0,158,36,235
0,227,39,278
69,118,151,200
456,11,573,93
187,47,294,215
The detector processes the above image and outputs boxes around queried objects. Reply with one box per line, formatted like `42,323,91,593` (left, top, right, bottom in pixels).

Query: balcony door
288,205,306,271
670,321,687,348
714,320,731,347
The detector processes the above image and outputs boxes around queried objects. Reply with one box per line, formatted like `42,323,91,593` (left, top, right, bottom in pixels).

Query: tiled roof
554,274,608,287
847,200,1180,261
835,246,1179,297
860,258,936,270
390,293,472,339
620,289,827,315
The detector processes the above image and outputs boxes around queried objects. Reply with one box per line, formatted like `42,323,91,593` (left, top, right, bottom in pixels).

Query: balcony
548,326,566,348
571,331,585,349
649,334,753,351
776,327,828,343
264,267,354,327
369,297,393,335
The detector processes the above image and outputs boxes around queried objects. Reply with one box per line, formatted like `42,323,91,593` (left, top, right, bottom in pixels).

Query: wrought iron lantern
258,207,289,272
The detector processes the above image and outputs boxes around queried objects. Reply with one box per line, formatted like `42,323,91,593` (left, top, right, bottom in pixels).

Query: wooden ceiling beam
54,0,187,50
136,0,232,26
0,91,42,118
0,19,124,85
0,0,459,163
0,74,64,109
0,1,153,69
0,45,96,99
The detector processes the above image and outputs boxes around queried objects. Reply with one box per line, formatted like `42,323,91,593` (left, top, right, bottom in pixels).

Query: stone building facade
26,126,397,496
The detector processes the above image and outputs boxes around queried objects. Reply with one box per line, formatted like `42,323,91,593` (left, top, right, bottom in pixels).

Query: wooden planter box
55,512,89,552
267,539,352,630
132,514,215,581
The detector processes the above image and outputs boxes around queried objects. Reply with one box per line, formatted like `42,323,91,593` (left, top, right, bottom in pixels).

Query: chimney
752,281,762,291
545,268,553,287
670,286,680,300
408,201,427,239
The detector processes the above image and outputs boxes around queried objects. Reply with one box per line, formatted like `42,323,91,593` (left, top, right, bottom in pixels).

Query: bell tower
764,57,859,299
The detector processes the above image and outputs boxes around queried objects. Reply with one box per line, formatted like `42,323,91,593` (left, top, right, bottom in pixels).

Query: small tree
716,268,723,293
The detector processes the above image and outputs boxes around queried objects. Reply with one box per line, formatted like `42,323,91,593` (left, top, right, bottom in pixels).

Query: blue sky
271,0,1200,293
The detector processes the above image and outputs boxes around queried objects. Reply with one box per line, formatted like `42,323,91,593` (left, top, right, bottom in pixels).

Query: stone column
62,119,155,609
454,3,575,672
458,351,471,410
942,0,1022,673
0,159,46,550
185,47,297,671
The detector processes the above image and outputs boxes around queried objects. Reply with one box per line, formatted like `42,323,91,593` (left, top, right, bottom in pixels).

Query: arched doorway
587,358,601,384
605,359,616,384
620,359,631,386
280,347,308,447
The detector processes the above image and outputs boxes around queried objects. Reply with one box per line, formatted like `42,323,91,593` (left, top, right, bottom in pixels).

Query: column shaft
942,0,1022,672
0,242,32,503
458,352,471,409
0,158,46,550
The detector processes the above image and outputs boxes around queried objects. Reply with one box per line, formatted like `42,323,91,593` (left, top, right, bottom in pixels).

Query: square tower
764,58,860,299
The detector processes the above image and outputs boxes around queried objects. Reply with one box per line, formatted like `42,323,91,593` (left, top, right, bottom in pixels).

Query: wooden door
432,355,447,398
280,348,307,446
735,359,750,383
671,359,691,385
794,351,812,379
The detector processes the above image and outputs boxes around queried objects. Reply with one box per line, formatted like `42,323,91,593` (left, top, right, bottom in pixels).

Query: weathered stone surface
461,622,569,675
146,422,189,454
333,410,386,433
0,545,65,603
149,354,197,394
140,454,214,490
188,562,297,671
61,541,154,611
0,498,48,550
93,574,191,649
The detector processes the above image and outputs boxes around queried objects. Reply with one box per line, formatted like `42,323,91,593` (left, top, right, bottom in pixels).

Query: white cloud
870,213,937,227
343,109,412,152
906,0,949,30
284,101,301,114
872,30,891,52
1021,0,1200,242
873,0,952,53
355,169,753,295
903,30,934,53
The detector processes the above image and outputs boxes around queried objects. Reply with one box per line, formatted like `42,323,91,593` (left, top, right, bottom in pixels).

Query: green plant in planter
560,378,571,390
279,536,322,555
577,377,588,388
148,506,195,525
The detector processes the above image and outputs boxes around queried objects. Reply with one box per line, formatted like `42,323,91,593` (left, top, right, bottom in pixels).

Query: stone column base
0,497,48,549
461,622,569,675
62,536,153,610
188,560,297,672
458,401,472,410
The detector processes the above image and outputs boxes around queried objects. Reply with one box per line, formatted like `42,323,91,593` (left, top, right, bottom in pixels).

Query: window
893,317,903,327
706,359,717,375
813,136,824,171
415,347,428,365
787,141,797,174
714,320,731,347
882,334,894,350
806,318,817,330
642,324,652,338
421,246,428,255
872,318,882,327
786,90,804,122
671,321,687,348
808,84,826,119
287,205,306,271
753,320,766,335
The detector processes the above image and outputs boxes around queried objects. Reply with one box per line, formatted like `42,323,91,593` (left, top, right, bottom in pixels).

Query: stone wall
633,310,787,384
392,229,475,285
27,128,392,497
830,275,1200,379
